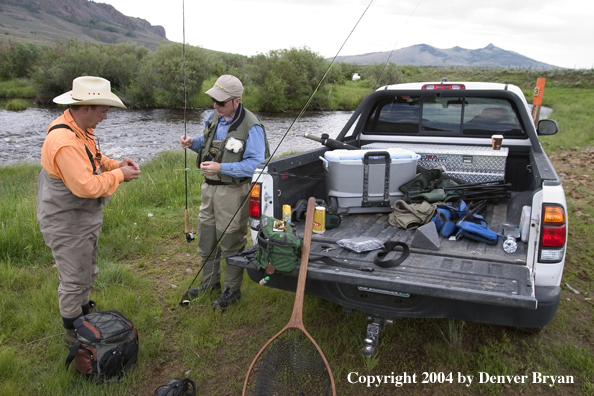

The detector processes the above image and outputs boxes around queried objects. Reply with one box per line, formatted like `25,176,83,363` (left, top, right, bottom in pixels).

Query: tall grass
537,88,594,151
1,86,593,395
0,79,36,98
4,99,30,111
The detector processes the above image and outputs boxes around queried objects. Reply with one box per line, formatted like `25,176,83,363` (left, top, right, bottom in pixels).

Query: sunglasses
211,98,233,107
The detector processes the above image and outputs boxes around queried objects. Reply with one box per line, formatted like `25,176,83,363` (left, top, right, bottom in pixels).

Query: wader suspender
48,124,97,174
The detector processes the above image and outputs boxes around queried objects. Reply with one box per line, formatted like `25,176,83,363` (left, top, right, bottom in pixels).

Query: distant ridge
333,43,561,69
0,0,168,50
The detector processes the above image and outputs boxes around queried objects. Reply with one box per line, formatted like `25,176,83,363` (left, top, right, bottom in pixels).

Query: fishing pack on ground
65,310,139,382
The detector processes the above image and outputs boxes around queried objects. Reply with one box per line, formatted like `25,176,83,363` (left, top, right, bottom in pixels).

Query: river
0,107,353,166
0,105,552,166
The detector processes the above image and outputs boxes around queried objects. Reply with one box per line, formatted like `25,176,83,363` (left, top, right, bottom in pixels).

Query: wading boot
212,288,241,311
184,282,222,300
64,328,77,349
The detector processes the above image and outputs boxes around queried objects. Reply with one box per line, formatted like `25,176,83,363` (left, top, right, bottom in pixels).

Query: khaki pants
197,182,250,292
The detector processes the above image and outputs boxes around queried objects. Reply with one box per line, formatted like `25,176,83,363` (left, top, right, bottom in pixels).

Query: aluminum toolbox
363,143,508,184
321,148,419,214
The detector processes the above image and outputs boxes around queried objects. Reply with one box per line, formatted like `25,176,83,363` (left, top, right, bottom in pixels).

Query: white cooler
321,148,420,214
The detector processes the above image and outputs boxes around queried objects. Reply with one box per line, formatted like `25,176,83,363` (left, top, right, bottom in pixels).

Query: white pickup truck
228,81,567,354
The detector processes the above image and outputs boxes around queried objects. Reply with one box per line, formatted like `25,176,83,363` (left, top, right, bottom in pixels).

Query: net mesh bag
246,330,332,396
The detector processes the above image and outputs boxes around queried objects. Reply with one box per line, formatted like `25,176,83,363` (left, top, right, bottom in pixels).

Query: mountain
0,0,167,50
334,43,560,69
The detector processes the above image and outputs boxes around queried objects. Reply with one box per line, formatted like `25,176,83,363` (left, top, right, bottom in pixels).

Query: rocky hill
335,43,560,69
0,0,167,50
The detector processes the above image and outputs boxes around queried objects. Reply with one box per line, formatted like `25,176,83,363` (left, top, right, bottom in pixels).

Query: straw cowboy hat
53,76,126,108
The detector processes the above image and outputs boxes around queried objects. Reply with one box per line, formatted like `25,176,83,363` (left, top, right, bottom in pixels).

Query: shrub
127,42,208,108
5,99,30,111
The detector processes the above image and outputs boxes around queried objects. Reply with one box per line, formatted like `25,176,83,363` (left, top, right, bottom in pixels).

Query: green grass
1,86,593,395
327,81,371,110
4,99,30,111
0,79,36,98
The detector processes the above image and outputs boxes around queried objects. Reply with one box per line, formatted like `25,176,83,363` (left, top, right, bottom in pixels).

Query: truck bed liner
306,200,527,265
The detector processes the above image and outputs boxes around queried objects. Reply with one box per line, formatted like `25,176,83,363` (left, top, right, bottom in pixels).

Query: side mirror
537,119,558,136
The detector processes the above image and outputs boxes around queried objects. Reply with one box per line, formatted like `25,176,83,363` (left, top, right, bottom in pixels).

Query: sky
99,0,594,69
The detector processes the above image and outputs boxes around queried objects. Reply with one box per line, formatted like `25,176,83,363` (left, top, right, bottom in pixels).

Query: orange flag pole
531,77,546,124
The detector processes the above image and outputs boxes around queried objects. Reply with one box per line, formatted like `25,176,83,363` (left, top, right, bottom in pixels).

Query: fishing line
374,0,422,89
179,0,376,305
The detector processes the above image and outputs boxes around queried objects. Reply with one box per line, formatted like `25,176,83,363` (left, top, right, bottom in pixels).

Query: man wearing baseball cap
180,75,269,310
37,76,141,347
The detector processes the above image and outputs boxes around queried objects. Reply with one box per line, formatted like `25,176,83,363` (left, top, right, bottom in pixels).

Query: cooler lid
324,148,419,162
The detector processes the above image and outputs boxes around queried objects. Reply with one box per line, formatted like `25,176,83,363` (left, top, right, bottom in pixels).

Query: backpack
155,378,197,396
255,215,302,275
65,310,139,382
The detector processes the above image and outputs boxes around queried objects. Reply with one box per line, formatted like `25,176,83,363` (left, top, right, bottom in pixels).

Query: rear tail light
539,204,567,262
248,183,262,218
422,84,465,90
541,225,566,247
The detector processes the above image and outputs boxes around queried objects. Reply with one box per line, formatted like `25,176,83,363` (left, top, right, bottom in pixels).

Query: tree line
1,40,593,112
0,39,403,111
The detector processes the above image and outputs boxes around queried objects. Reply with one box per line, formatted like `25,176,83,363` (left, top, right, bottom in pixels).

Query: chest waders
196,105,268,294
37,125,106,329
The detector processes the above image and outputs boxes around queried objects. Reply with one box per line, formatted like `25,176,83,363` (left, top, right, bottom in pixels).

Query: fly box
364,143,508,184
321,148,419,214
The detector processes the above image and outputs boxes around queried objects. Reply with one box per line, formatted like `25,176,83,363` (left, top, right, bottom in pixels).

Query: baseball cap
205,75,243,101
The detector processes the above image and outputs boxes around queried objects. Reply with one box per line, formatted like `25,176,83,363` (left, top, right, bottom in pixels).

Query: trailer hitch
361,316,394,356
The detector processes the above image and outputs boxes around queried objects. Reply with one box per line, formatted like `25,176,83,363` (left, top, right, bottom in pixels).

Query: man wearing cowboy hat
37,76,141,347
180,75,269,310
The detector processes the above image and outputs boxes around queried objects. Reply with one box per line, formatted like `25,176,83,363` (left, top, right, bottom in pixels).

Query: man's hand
180,136,194,149
120,166,141,182
119,157,140,170
200,161,221,177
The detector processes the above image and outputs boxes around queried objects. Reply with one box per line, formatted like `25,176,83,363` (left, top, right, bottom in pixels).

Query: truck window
365,97,421,134
462,98,524,137
363,96,526,137
421,96,464,133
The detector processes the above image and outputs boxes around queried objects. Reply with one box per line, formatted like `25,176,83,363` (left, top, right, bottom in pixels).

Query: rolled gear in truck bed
321,148,419,214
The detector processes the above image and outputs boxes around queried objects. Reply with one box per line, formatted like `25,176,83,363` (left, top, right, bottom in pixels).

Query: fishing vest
200,104,270,185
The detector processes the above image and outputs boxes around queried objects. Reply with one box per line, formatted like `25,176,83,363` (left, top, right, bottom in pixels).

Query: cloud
99,0,594,68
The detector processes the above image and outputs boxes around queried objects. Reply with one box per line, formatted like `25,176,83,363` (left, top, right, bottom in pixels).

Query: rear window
364,95,525,137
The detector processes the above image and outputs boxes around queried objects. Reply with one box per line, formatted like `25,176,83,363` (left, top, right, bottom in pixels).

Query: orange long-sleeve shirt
40,110,124,198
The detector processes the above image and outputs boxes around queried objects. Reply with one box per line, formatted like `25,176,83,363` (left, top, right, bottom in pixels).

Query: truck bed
302,198,527,266
230,197,537,310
